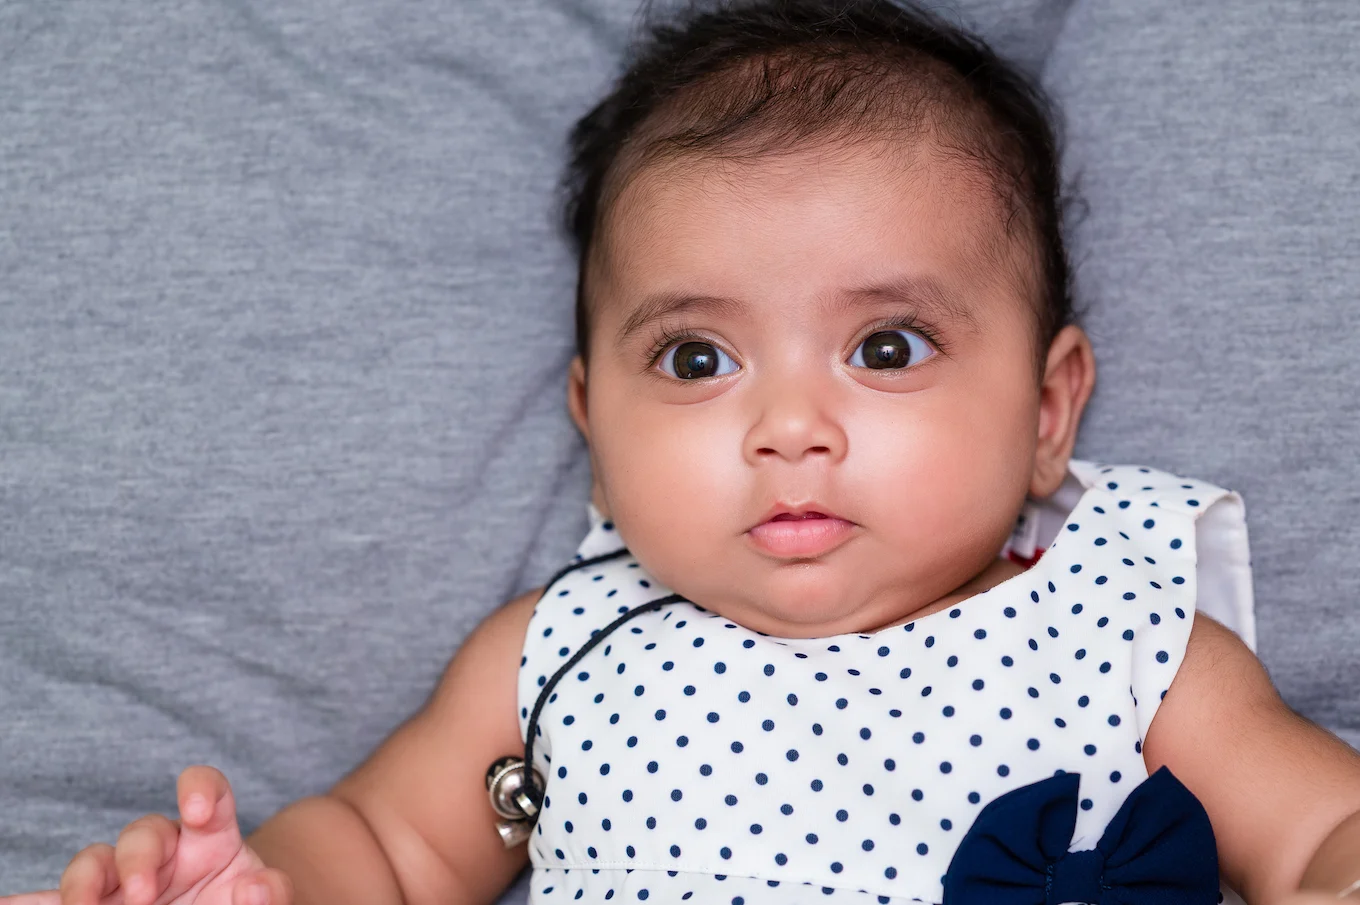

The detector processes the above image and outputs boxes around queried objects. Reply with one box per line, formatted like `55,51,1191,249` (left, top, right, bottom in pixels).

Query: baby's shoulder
1057,457,1257,651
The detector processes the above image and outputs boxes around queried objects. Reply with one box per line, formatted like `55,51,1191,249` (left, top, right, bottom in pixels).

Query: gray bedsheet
1,0,1356,896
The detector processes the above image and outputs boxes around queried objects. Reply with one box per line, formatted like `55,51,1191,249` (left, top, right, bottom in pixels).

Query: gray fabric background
0,0,1355,897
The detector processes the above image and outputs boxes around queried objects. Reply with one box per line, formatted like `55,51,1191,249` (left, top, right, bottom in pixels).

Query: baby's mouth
748,507,856,559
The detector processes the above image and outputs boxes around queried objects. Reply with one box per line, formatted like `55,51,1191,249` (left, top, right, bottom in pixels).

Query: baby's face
570,142,1084,638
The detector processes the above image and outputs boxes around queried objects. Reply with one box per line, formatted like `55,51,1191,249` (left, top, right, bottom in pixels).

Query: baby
8,1,1360,904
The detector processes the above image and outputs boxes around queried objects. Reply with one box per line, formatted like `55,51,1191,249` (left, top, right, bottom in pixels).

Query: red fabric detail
1006,548,1044,570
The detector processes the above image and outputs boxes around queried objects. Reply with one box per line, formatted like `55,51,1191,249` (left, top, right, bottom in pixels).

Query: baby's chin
684,568,919,640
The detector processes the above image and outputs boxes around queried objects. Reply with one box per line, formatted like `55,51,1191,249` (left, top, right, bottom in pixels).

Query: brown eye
663,341,737,380
851,330,932,370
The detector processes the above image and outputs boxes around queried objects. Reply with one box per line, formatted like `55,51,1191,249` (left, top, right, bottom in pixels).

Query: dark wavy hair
562,0,1071,372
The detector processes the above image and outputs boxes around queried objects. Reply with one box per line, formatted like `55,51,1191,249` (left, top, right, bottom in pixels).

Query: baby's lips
749,501,852,530
747,513,856,558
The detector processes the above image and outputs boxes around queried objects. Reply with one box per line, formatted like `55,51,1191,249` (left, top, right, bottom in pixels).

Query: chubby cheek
589,391,747,572
845,379,1038,566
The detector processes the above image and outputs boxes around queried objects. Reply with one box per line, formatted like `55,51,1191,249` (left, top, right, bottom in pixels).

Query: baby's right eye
660,341,739,380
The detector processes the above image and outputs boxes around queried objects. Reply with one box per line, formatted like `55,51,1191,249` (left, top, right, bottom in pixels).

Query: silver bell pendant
486,756,544,848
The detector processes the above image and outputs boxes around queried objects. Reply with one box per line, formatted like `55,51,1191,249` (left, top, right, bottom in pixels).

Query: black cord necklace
521,590,686,809
485,548,687,840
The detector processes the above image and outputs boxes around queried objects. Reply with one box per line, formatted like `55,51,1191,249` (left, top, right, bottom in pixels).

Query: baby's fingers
231,869,293,905
57,843,117,905
176,766,238,839
114,815,178,905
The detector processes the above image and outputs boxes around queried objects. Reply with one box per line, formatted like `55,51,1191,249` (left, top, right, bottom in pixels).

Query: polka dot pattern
518,463,1240,904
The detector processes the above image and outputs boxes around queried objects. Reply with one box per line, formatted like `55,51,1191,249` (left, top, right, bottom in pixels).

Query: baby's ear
565,356,612,518
1031,325,1096,498
567,355,590,441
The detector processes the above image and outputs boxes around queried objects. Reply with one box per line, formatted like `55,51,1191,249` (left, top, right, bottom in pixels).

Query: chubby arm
249,589,539,905
1144,613,1360,904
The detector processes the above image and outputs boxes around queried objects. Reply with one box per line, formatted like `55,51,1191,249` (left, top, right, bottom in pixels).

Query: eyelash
642,312,948,372
858,314,949,357
644,326,715,369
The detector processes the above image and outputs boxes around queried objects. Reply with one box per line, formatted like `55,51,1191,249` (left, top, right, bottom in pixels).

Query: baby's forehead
591,140,1044,330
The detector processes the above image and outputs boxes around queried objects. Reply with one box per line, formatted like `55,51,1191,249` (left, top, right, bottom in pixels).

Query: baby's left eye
849,330,934,370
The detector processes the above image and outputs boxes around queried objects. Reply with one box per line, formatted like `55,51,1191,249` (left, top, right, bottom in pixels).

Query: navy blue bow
943,767,1219,905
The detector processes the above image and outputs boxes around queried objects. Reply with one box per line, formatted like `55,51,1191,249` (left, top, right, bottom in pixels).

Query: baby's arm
1144,613,1360,904
248,588,537,905
2,590,536,905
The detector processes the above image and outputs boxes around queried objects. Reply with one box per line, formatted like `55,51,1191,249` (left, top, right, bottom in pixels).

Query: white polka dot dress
516,461,1253,905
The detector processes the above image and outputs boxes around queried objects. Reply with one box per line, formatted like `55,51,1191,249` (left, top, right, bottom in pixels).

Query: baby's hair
562,0,1073,372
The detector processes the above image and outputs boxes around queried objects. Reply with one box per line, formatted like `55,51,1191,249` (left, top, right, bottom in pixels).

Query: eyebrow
614,274,978,345
836,275,981,333
616,292,747,345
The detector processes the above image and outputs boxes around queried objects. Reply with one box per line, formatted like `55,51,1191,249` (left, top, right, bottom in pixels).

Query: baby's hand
0,766,292,905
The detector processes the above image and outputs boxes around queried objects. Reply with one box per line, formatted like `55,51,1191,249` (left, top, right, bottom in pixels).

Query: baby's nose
742,387,848,464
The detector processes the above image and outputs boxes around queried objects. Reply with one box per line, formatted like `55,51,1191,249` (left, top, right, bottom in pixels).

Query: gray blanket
2,0,1356,896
